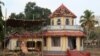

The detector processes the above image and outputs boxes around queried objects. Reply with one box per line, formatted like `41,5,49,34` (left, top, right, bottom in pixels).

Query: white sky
1,0,100,25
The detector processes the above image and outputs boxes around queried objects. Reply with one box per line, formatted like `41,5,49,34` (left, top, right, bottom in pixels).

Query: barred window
27,41,35,47
66,19,69,25
57,19,61,25
52,37,60,46
43,37,47,46
52,20,54,25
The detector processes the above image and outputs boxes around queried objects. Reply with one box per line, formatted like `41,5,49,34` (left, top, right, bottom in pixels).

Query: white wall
7,39,17,50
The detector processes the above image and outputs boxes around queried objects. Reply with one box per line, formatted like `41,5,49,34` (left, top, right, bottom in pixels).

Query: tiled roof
49,4,77,18
9,31,84,38
6,19,44,27
9,32,39,38
42,31,85,37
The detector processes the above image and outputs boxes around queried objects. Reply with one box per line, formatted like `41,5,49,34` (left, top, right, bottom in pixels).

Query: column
66,37,68,50
76,37,81,51
35,41,37,48
61,37,66,51
47,37,51,50
81,38,84,50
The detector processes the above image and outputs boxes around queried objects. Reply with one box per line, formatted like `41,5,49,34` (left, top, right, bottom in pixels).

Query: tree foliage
80,10,98,40
0,1,4,41
24,2,51,20
7,2,51,35
8,13,16,19
9,2,51,25
16,13,25,19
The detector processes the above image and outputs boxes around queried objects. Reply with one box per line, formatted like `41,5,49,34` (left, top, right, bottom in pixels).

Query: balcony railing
42,25,83,31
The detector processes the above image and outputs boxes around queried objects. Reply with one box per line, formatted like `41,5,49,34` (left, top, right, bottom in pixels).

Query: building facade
7,4,85,56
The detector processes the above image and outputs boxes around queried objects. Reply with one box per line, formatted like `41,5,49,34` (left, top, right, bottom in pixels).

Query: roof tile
49,4,77,18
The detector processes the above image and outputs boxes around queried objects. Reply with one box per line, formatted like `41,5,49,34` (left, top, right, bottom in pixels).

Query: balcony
42,25,83,31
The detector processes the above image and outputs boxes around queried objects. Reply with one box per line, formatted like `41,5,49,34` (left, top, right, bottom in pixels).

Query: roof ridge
49,4,77,18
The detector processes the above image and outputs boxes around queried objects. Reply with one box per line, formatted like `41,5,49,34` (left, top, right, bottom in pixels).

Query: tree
0,1,4,41
24,2,36,19
8,13,16,19
24,2,51,25
80,10,98,40
16,13,25,19
0,1,5,50
9,2,51,25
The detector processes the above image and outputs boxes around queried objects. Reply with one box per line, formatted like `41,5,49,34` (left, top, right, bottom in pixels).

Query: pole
32,13,34,56
42,33,44,56
3,8,7,56
41,22,44,56
42,11,45,56
33,14,34,20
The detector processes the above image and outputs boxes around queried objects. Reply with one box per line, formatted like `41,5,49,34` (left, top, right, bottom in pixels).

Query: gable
49,4,77,18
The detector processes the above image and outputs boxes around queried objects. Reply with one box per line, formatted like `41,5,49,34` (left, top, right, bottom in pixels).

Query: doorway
68,37,76,50
36,41,42,51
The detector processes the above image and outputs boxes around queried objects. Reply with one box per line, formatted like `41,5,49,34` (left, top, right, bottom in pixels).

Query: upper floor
42,4,83,31
49,4,76,26
50,17,74,26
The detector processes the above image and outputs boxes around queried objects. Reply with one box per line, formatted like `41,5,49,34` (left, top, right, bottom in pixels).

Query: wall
7,38,42,50
43,36,68,51
7,39,17,50
44,36,82,51
7,37,82,51
51,17,74,25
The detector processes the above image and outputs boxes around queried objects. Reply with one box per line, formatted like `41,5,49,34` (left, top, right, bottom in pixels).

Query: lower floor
7,36,83,52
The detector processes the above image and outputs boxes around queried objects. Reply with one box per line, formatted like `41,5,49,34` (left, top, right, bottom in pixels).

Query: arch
57,19,61,25
66,19,69,25
51,20,54,25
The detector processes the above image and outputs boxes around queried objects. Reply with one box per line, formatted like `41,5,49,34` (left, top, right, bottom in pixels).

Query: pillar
76,37,81,51
47,36,51,50
66,37,68,50
61,36,66,51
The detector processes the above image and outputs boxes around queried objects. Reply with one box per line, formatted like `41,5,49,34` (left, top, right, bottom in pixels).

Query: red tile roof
9,31,85,38
9,32,38,38
42,31,85,37
49,4,77,18
6,19,44,27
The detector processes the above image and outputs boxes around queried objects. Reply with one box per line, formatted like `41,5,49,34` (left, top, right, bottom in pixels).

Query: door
68,37,76,50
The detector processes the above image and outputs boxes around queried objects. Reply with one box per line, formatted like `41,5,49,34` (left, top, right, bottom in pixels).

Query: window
72,19,74,25
43,38,47,46
66,19,69,25
51,20,54,25
52,37,60,46
16,40,21,47
27,41,35,47
57,19,61,25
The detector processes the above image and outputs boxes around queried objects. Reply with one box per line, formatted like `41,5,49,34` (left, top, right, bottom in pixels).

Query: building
95,16,100,26
7,4,85,56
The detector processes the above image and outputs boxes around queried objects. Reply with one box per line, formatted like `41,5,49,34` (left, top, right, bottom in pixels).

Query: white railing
42,25,83,31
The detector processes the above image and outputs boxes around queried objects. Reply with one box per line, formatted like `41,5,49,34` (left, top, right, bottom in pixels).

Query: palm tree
80,10,98,40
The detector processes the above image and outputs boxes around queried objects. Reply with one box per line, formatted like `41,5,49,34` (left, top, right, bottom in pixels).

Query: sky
1,0,100,25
